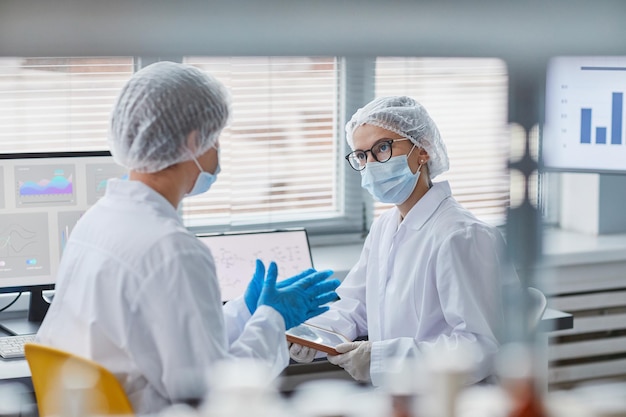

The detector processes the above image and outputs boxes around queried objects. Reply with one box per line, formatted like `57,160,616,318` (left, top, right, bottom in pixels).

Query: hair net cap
345,96,449,179
109,61,230,173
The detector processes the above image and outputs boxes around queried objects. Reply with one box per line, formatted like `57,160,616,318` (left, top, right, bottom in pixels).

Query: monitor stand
0,288,53,336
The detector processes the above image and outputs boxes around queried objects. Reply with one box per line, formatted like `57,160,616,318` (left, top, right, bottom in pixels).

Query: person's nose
366,150,377,163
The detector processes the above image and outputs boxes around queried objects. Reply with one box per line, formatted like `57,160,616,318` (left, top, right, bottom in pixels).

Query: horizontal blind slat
181,56,340,227
0,57,134,154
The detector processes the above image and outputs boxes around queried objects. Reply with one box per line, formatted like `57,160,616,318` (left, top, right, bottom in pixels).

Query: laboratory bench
0,307,572,382
6,227,611,394
0,293,572,417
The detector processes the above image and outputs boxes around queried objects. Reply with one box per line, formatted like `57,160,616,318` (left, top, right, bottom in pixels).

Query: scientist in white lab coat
289,96,518,385
36,61,340,414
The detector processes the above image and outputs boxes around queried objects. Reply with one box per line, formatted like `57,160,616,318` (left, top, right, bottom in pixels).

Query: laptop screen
196,229,314,302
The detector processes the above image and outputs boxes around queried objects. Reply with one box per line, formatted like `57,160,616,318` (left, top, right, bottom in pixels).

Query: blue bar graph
581,108,592,143
580,109,591,143
580,92,625,145
612,92,623,144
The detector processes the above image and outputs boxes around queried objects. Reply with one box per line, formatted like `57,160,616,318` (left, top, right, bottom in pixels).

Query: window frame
170,56,366,240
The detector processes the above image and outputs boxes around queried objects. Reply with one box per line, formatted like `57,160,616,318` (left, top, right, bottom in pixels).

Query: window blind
181,57,341,230
374,57,510,225
0,57,134,152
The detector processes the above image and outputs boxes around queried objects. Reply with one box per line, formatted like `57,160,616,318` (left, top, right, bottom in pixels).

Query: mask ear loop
189,153,204,173
406,143,420,171
416,162,430,188
185,147,205,174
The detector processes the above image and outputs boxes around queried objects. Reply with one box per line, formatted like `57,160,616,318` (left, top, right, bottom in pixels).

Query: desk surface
0,307,573,381
0,357,29,380
539,308,574,332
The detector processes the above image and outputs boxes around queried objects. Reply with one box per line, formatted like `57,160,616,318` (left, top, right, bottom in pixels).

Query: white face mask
186,151,220,197
360,147,420,205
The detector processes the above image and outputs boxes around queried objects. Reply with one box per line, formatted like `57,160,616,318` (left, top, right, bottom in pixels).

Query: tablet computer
285,323,350,355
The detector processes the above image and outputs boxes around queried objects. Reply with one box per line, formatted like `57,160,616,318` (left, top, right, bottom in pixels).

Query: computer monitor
0,151,127,335
196,229,315,302
542,56,626,174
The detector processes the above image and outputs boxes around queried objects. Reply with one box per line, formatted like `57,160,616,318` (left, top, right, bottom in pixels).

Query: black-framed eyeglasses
344,138,410,171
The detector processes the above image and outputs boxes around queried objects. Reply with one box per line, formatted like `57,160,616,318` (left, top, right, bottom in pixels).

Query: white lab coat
309,181,517,386
37,179,289,414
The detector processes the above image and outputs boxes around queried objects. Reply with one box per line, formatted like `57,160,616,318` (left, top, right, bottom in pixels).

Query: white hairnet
109,61,230,173
345,96,449,179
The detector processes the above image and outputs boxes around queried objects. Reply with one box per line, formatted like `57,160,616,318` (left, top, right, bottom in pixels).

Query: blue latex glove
258,261,339,329
244,259,316,314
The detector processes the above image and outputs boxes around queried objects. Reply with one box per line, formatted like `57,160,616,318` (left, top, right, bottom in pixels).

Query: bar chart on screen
543,56,626,173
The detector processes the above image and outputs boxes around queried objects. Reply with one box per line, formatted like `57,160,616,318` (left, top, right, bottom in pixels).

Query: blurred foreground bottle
0,382,35,417
497,343,546,417
200,359,286,417
380,357,426,417
291,378,389,417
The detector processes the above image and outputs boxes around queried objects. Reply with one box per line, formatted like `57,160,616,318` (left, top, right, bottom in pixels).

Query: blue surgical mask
186,154,220,197
360,154,420,205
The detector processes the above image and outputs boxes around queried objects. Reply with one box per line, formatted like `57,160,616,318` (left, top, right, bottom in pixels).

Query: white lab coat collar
399,181,452,231
105,178,182,223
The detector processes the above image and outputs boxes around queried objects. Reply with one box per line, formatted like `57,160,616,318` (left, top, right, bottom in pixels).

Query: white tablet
286,323,350,355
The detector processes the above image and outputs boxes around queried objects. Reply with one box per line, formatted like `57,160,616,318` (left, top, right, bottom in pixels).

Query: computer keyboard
0,334,36,359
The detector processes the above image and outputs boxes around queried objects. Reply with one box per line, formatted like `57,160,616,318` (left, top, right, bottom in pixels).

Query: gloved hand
244,259,316,314
327,341,372,382
258,261,340,330
289,343,317,363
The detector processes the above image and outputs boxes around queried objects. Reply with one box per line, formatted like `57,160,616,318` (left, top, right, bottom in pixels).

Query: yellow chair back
24,343,134,417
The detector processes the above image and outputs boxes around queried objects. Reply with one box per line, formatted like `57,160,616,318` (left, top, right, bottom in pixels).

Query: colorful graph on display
579,91,623,145
58,211,84,255
86,163,128,204
96,179,107,193
15,164,76,206
543,56,626,173
0,153,117,288
95,173,127,192
19,171,73,196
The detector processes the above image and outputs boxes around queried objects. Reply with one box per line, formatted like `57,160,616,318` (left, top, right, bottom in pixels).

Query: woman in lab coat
36,62,339,414
290,96,518,386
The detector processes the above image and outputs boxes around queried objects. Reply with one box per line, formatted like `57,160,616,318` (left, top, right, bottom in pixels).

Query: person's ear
185,130,200,151
417,148,430,165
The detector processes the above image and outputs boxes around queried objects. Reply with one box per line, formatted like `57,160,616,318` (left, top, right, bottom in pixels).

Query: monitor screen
0,151,126,292
196,229,314,302
543,56,626,174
